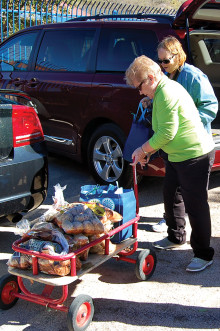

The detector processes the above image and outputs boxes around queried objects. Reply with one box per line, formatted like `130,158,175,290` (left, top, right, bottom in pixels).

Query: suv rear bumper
0,142,48,217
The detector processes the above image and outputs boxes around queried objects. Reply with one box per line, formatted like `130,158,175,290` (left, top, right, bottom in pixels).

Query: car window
35,29,96,72
0,95,18,105
0,32,38,72
204,39,220,63
96,28,158,72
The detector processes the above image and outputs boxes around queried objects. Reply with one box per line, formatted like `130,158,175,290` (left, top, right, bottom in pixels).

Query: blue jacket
175,63,218,134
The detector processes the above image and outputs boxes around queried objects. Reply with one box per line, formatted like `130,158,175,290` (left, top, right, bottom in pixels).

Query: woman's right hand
130,147,149,168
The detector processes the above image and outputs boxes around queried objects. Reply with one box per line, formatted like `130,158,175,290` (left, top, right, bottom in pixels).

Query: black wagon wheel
67,294,94,331
0,274,20,310
135,249,157,281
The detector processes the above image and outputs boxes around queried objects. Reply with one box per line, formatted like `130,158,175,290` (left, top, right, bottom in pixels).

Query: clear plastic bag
36,183,69,223
52,183,68,210
15,219,31,236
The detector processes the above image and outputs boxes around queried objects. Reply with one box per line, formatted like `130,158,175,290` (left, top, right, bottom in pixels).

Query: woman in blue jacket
158,36,218,133
152,36,218,271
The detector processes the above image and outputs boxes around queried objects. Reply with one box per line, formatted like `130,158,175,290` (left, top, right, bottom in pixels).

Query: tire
6,213,23,223
0,274,20,310
67,294,94,331
135,249,157,281
87,123,142,188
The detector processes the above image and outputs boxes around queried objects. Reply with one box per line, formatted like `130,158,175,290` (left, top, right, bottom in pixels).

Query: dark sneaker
152,219,167,232
152,237,184,250
186,257,213,272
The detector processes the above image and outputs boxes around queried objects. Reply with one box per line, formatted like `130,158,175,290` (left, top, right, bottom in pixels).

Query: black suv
0,0,219,187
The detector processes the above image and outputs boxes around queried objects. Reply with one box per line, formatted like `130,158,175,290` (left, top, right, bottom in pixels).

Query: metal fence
0,0,177,42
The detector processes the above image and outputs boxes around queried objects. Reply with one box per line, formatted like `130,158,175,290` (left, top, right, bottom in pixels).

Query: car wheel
88,124,140,188
6,213,23,223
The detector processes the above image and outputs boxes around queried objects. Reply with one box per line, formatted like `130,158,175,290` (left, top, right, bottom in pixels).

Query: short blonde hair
125,55,162,86
157,36,186,67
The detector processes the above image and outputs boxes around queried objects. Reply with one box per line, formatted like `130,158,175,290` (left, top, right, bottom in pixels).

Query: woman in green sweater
125,55,215,272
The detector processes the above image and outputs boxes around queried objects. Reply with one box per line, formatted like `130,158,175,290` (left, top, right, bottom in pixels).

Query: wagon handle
132,163,139,214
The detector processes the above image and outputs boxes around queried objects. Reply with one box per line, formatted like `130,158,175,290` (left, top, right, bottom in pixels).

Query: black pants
163,150,215,261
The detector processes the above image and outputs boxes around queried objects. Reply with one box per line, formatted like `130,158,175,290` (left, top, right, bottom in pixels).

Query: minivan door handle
12,77,25,87
97,84,113,101
27,77,39,87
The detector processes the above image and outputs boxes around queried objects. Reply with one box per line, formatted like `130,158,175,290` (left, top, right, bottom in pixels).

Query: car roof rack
68,13,175,25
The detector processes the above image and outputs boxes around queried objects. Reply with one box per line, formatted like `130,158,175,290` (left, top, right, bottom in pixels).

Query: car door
86,24,168,185
25,28,98,157
0,31,39,94
92,25,160,136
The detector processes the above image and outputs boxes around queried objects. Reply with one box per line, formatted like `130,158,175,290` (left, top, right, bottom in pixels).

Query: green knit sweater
149,75,214,162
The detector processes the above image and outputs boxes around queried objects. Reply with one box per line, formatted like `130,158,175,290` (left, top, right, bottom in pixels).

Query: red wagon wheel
0,274,20,310
67,294,94,331
135,249,157,281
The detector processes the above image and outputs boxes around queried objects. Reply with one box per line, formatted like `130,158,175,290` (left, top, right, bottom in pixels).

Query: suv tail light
12,105,44,147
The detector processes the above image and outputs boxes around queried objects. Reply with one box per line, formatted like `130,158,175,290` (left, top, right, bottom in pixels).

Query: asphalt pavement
0,154,219,331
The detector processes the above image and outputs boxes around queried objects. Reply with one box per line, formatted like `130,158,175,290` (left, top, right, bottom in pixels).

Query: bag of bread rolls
65,234,90,261
62,219,84,235
89,234,116,255
38,258,82,276
7,252,32,270
52,205,104,236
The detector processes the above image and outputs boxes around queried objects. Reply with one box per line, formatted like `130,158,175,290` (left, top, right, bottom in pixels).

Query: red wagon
0,167,157,331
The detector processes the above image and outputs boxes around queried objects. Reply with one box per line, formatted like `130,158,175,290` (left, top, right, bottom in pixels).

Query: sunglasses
137,79,147,92
157,54,176,64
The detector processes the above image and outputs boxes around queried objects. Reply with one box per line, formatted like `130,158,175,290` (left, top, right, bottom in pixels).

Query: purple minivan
0,0,219,187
